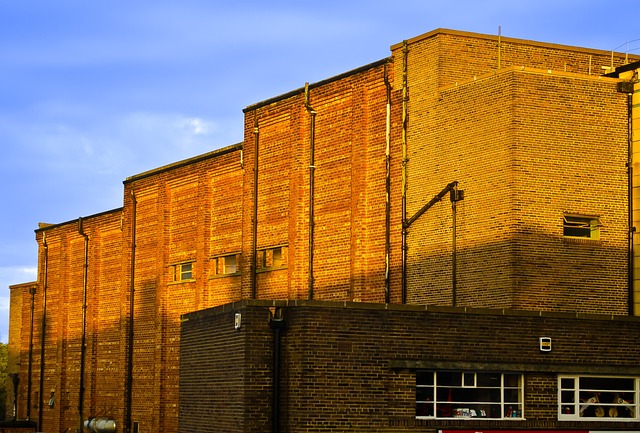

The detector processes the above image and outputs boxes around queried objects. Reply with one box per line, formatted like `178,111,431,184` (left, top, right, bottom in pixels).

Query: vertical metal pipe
37,233,48,431
77,218,89,433
251,115,259,299
125,191,137,433
401,41,409,304
451,188,458,307
27,286,36,420
269,312,285,433
627,88,635,315
384,64,392,304
305,83,316,300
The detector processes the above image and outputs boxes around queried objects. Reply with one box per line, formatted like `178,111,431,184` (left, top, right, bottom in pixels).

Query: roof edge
390,28,640,61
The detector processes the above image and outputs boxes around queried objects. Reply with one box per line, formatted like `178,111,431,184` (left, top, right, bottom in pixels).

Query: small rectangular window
257,246,288,271
558,374,639,420
170,261,194,282
563,215,600,240
212,254,240,276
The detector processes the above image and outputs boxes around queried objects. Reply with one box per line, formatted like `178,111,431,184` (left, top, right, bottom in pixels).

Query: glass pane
416,371,433,386
580,377,635,392
416,402,434,417
273,247,283,267
560,390,574,404
416,387,433,401
437,371,462,387
224,255,237,273
463,372,475,386
504,388,521,403
181,263,193,279
504,404,521,418
477,373,501,387
560,377,575,389
503,373,521,388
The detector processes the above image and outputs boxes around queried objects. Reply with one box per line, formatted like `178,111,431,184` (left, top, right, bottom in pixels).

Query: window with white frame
416,371,523,419
563,214,601,240
170,261,194,282
211,253,240,276
558,375,638,420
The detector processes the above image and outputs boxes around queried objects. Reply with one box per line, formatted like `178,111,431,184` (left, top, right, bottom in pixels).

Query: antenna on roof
612,39,640,65
497,26,502,70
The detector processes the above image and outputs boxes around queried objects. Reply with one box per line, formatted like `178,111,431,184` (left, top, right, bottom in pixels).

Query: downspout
125,191,137,433
451,186,460,306
617,78,636,315
628,86,635,316
400,40,409,304
305,83,317,300
268,309,286,433
27,285,36,420
623,79,636,315
384,63,392,304
77,218,89,433
37,233,48,431
251,115,259,299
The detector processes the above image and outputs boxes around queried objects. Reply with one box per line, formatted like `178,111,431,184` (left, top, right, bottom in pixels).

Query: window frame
169,261,195,283
558,374,639,421
256,245,288,272
416,370,524,420
563,214,601,240
211,253,241,277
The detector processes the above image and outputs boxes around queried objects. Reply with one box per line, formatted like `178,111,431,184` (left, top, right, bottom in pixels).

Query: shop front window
416,371,523,419
558,375,638,420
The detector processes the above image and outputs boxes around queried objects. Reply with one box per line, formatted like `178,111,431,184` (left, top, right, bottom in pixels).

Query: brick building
6,28,640,433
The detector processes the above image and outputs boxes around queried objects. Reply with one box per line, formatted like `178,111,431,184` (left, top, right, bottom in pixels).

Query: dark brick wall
181,301,640,433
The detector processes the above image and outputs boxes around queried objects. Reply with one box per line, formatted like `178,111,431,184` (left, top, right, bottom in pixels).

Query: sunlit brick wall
241,60,397,304
393,30,633,313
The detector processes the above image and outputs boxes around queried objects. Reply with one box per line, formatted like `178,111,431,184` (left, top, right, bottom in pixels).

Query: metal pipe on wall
78,217,89,433
125,191,137,433
268,310,286,433
400,41,409,304
624,81,636,315
27,286,36,420
305,83,317,300
251,115,260,299
384,63,392,304
37,233,48,431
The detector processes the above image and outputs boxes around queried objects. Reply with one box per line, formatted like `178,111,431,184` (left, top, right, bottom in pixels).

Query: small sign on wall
539,337,552,352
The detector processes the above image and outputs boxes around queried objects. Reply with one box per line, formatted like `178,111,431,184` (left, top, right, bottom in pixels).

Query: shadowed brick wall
180,300,640,433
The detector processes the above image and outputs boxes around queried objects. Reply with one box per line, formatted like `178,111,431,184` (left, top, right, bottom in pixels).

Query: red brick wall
242,61,393,303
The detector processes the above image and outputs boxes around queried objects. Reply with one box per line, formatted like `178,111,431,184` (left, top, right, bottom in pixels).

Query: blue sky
0,0,638,343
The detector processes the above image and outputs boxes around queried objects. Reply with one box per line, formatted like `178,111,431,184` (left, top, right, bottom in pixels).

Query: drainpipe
384,63,392,304
38,233,49,431
125,191,137,433
618,79,636,314
27,285,36,420
268,309,286,433
628,86,635,316
450,185,464,306
251,115,259,299
77,218,89,433
401,40,409,304
305,83,317,300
